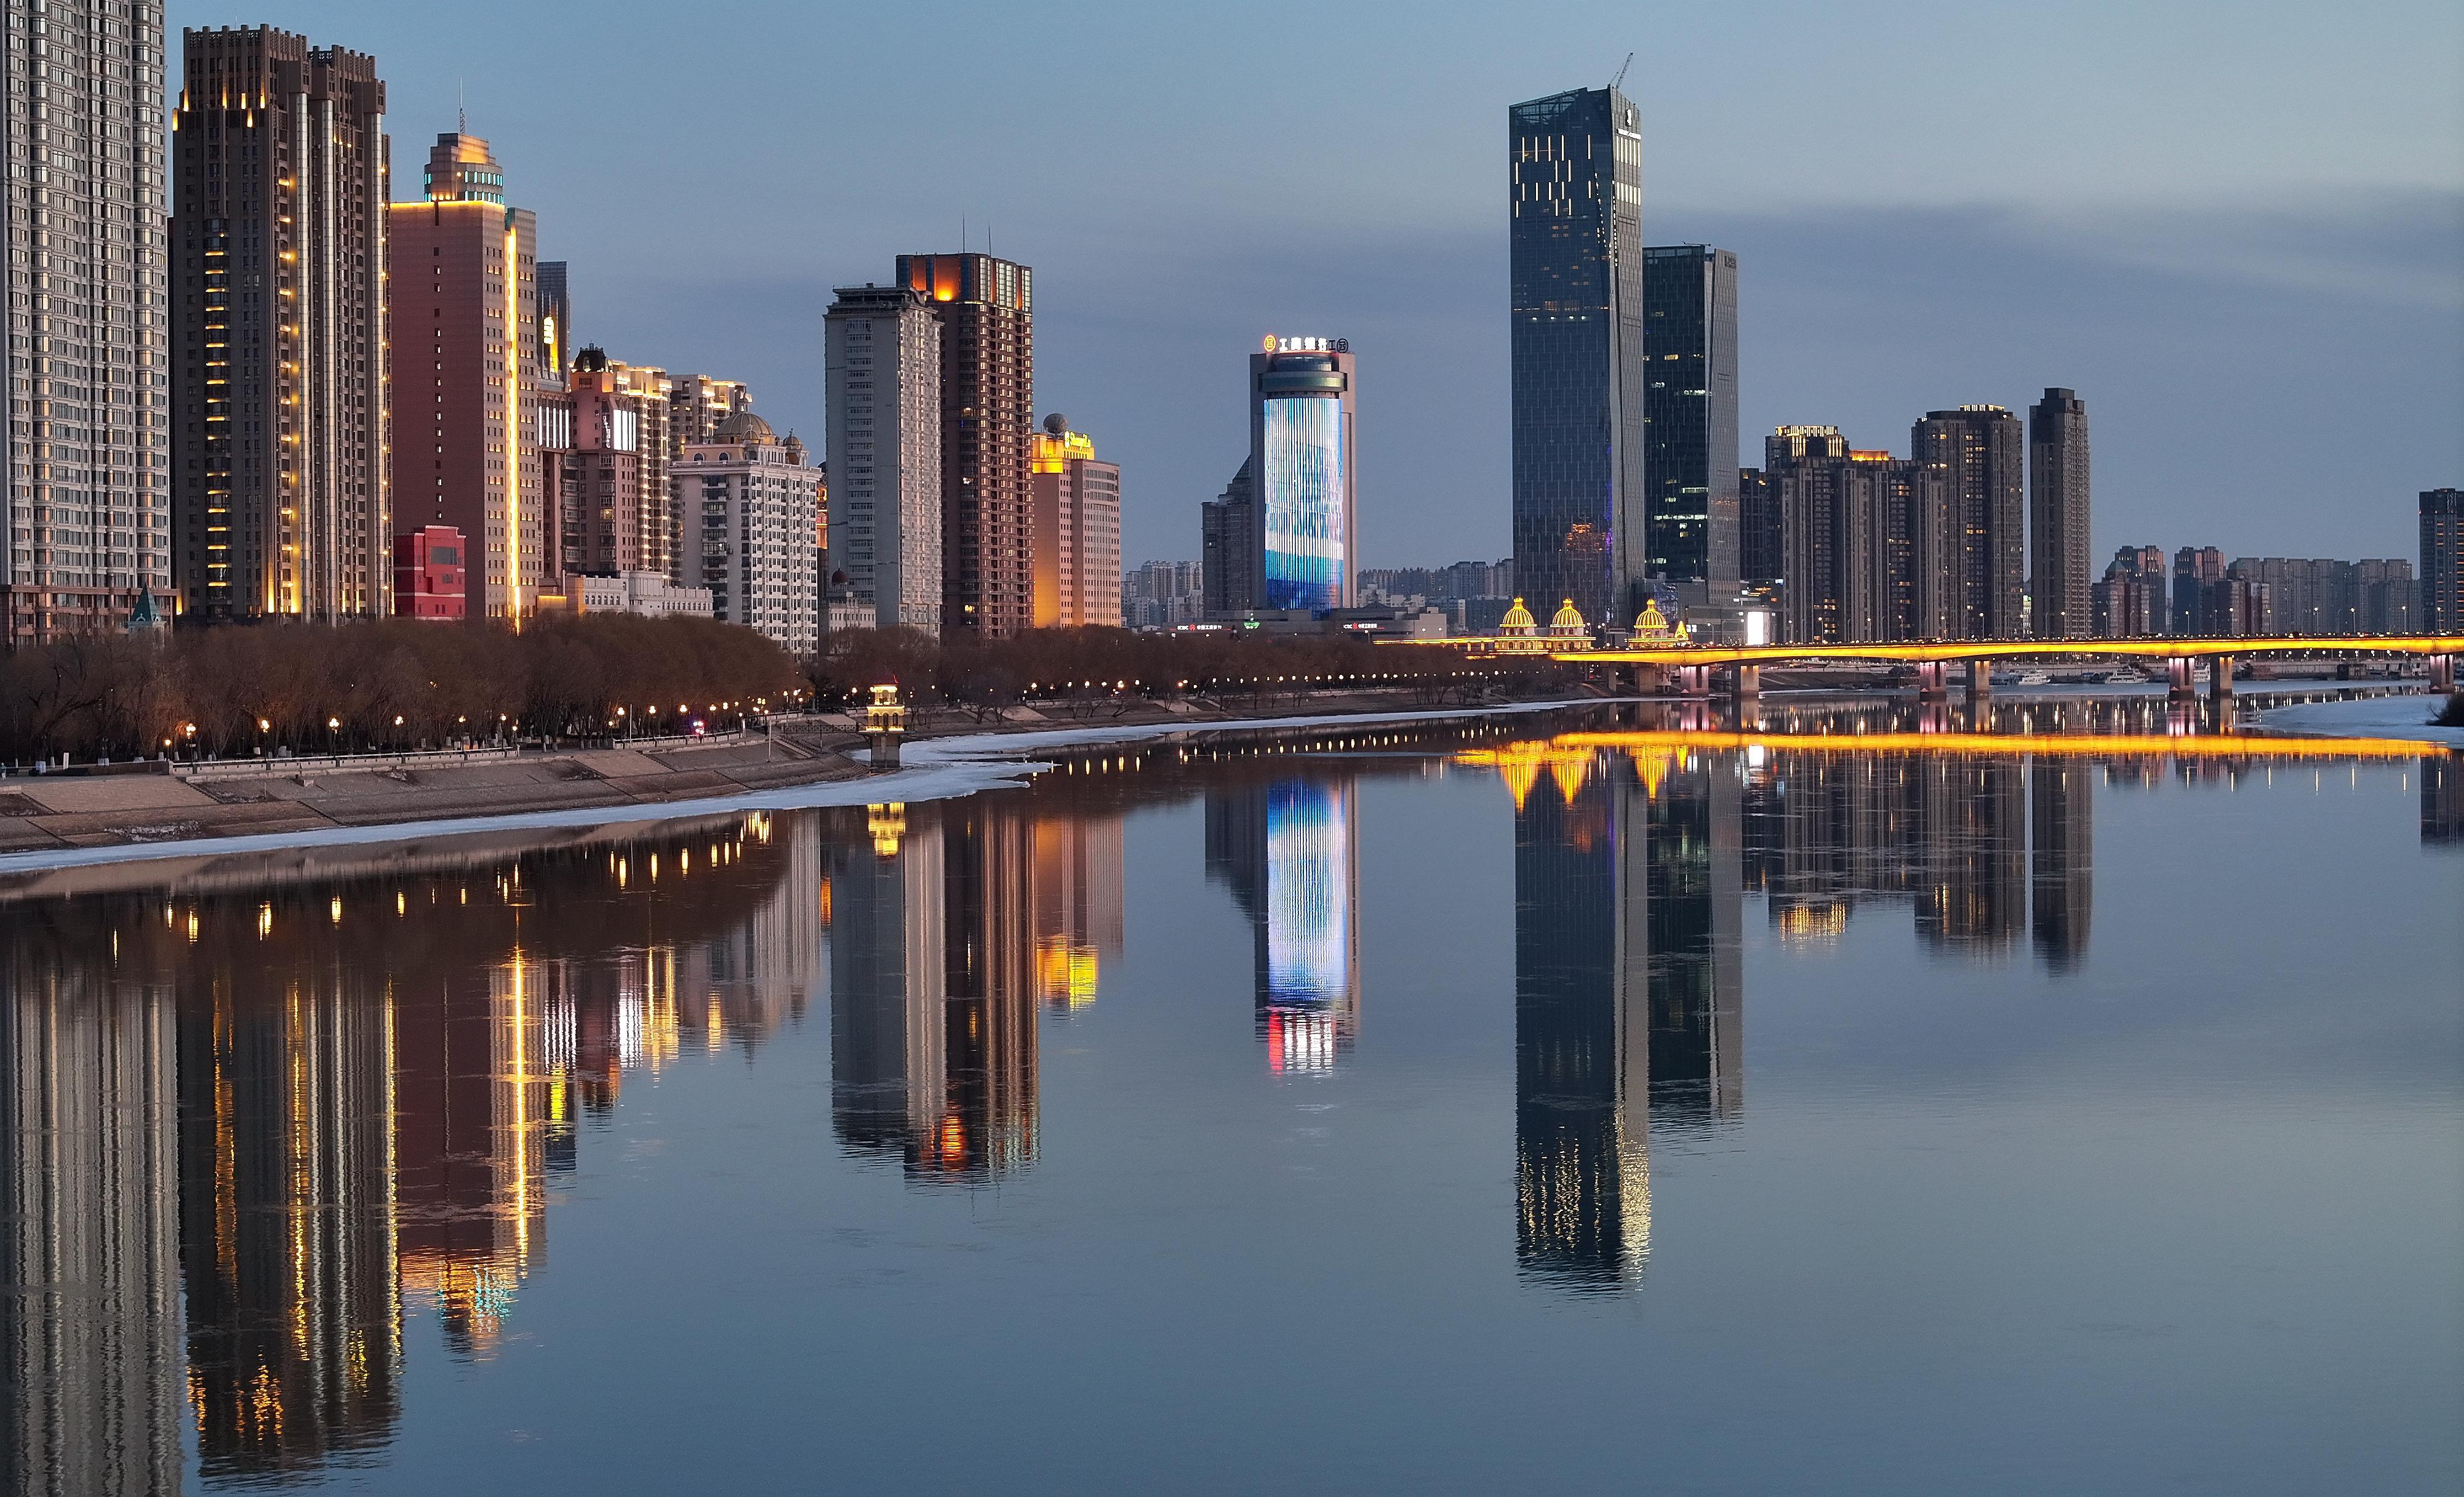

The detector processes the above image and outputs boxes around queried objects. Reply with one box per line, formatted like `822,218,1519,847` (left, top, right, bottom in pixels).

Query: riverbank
0,692,1599,875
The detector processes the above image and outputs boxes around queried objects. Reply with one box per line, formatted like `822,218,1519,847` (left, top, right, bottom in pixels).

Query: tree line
0,615,805,765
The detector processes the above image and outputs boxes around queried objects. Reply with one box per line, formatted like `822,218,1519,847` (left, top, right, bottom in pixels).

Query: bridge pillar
2167,656,2197,700
1679,665,1711,698
1966,659,1992,699
1730,664,1761,700
2209,654,2236,707
1916,660,1948,701
2432,654,2456,694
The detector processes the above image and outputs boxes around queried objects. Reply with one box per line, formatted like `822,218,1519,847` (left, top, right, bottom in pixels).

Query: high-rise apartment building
2423,489,2462,632
1640,245,1738,608
1510,85,1645,633
1738,468,1780,592
1767,427,1955,644
677,411,818,652
1199,458,1257,616
1030,414,1120,628
2027,388,2090,639
894,252,1033,637
1250,335,1356,611
2172,545,2224,635
172,28,388,624
2,1,168,643
1913,405,2025,639
825,284,940,632
2092,545,2167,638
388,132,541,617
540,347,670,582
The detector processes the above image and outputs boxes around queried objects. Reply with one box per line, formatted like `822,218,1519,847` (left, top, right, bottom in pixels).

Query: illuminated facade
1640,245,1739,607
172,27,388,623
2027,388,2091,639
1030,413,1121,627
1,1,169,644
543,346,672,582
1913,404,2025,640
677,410,820,652
2427,489,2463,633
1249,337,1357,611
1510,84,1646,632
896,252,1034,637
387,132,542,616
1,961,182,1497
825,283,940,632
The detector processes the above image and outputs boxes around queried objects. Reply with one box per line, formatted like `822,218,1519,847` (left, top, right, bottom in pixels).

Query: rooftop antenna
1610,51,1633,93
457,78,466,135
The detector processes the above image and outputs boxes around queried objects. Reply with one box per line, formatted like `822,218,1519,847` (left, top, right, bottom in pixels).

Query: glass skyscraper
1641,245,1740,604
1509,86,1644,633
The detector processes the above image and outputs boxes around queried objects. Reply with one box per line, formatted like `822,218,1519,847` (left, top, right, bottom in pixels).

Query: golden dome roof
1499,596,1536,631
1550,598,1587,632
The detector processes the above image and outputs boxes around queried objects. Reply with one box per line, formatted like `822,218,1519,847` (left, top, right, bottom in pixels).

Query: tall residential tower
1509,85,1644,633
1913,405,2025,640
895,252,1033,638
825,284,940,632
387,133,540,617
3,1,169,642
2027,387,2090,639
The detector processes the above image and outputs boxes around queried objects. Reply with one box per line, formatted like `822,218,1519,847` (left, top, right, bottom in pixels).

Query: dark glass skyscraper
1641,246,1739,606
1510,86,1645,633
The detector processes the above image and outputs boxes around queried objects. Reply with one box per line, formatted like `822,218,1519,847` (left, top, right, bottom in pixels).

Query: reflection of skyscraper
1918,758,2028,955
1512,755,1650,1288
1207,776,1361,1073
1642,755,1743,1122
2423,755,2463,847
177,976,402,1476
1,969,182,1497
830,807,948,1166
1032,813,1125,1011
936,801,1039,1180
2029,761,2094,968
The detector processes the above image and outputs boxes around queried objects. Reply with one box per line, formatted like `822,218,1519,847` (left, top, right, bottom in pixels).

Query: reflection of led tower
1,968,182,1496
1207,777,1361,1073
177,978,401,1475
1512,754,1650,1288
1249,338,1358,610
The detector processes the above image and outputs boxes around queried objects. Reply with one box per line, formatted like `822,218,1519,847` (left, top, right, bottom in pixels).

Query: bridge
1392,633,2462,702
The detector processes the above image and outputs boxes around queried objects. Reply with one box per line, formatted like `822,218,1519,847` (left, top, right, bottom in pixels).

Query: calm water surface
5,704,2460,1494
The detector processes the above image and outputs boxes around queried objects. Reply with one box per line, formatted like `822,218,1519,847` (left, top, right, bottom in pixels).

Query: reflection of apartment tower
1917,758,2028,955
1030,414,1123,627
1,971,182,1496
1642,755,1743,1122
897,252,1034,636
1,3,167,644
2029,760,2094,969
1199,458,1258,616
1032,812,1126,1011
177,980,401,1476
1913,406,2025,639
934,801,1039,1179
676,816,824,1048
825,284,941,632
172,27,390,622
1512,758,1650,1290
2027,388,2091,640
2422,753,2463,847
392,957,550,1360
388,132,543,616
828,809,948,1161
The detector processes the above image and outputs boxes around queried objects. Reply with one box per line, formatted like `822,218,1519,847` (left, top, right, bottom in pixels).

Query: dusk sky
175,0,2464,569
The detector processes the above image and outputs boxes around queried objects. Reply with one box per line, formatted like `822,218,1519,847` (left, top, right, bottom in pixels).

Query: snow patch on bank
2257,692,2464,745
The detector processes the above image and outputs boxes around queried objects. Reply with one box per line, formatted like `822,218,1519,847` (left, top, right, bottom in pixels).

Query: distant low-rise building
394,526,467,620
572,571,711,619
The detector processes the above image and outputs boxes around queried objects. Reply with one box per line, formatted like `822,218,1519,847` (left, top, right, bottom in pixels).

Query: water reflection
0,707,2449,1488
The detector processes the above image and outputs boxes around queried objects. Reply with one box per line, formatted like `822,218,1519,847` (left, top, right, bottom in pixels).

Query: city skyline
150,0,2461,574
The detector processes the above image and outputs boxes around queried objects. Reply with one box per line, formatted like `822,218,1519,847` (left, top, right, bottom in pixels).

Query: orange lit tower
388,132,542,617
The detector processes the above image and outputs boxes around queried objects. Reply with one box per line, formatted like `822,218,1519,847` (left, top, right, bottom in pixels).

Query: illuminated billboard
1262,396,1346,610
1263,779,1352,1006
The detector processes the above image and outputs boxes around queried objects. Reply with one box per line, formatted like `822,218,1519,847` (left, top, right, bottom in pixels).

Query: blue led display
1262,396,1345,610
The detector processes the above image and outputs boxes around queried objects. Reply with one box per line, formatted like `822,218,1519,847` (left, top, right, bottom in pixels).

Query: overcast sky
175,0,2464,568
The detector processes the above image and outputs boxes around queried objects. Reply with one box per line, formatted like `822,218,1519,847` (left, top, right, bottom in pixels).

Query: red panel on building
394,526,468,620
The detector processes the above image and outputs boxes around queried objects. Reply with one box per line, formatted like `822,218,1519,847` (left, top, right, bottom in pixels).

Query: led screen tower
1249,335,1355,611
1510,85,1645,633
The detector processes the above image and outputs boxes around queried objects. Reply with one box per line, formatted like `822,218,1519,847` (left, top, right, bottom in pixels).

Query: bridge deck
1488,636,2464,667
